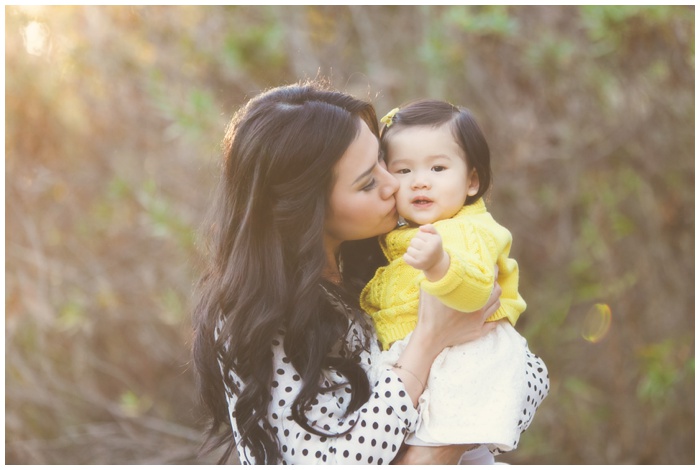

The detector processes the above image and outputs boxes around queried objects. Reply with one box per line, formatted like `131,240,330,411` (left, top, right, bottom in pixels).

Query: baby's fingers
412,230,439,247
408,234,434,253
419,224,438,235
403,251,419,268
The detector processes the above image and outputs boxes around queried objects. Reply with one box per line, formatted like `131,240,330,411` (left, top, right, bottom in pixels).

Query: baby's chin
398,205,444,227
403,215,438,227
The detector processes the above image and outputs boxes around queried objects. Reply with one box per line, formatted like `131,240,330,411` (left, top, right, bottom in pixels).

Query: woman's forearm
391,326,442,405
393,282,501,406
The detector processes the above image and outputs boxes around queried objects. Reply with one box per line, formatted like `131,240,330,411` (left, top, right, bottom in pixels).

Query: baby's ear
467,169,480,196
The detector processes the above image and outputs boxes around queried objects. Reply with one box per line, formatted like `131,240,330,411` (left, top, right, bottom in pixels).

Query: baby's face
385,123,478,226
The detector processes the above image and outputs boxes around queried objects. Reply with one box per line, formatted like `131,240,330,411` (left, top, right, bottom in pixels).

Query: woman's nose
379,168,399,199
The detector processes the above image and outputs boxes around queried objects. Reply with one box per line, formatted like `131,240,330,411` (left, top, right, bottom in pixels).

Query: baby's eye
432,166,446,172
395,168,411,174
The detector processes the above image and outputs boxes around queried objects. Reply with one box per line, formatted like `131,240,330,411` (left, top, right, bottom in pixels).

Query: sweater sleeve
495,253,526,325
420,216,526,323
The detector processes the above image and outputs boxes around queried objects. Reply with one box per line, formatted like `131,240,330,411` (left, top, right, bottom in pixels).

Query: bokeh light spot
582,303,612,343
22,21,51,56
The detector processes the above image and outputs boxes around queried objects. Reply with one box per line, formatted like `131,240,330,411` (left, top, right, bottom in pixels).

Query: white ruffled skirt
380,321,546,453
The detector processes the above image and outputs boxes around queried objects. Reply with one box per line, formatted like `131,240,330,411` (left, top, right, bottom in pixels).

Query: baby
361,100,548,463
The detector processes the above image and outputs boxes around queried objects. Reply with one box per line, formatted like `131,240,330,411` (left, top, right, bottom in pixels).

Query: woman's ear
467,169,480,197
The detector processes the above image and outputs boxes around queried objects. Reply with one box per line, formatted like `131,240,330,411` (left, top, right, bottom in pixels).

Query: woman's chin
387,213,400,230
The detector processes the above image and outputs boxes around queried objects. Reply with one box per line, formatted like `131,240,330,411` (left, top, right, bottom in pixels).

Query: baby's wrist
424,250,450,282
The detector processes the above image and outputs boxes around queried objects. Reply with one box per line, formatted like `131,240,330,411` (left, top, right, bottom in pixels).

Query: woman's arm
390,287,502,465
227,330,420,465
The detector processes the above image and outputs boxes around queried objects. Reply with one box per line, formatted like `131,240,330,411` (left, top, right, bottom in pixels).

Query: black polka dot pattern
223,325,418,464
518,349,549,432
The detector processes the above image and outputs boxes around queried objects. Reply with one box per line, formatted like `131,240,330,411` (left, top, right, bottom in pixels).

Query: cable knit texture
360,198,526,350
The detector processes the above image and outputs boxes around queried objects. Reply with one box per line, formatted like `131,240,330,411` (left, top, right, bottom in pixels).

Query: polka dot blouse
218,289,549,464
223,321,418,465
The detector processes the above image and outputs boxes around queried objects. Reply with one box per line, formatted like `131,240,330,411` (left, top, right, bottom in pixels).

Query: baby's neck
402,208,463,228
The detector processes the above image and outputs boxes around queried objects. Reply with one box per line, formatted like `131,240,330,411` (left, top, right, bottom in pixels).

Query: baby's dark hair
380,99,491,205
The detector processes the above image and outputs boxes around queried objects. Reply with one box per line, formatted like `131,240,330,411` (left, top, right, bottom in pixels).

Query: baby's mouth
411,196,433,206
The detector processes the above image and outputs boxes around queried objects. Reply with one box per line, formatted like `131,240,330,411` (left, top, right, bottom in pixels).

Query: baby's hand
403,224,450,281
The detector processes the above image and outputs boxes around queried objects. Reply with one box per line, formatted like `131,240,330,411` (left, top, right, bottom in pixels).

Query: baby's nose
411,174,431,189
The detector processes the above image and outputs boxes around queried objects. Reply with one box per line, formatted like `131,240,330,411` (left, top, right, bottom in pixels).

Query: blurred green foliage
5,5,694,464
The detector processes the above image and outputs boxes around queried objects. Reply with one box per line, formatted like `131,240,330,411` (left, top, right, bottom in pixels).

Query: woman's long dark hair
192,80,384,464
380,99,492,205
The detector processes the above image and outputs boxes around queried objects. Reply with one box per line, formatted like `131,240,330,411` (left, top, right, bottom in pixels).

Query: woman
192,80,536,464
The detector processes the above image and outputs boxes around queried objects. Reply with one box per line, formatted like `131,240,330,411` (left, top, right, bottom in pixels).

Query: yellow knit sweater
360,198,526,350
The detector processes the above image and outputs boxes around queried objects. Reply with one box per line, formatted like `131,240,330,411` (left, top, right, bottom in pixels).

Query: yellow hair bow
380,107,400,128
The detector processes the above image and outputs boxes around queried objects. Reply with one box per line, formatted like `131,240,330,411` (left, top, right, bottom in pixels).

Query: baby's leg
458,445,495,465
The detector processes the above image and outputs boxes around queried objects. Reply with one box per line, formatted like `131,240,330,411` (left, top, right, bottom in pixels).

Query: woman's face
324,120,399,249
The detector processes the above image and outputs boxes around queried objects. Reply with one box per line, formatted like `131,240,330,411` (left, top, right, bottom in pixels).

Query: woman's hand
413,272,501,356
392,443,477,465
